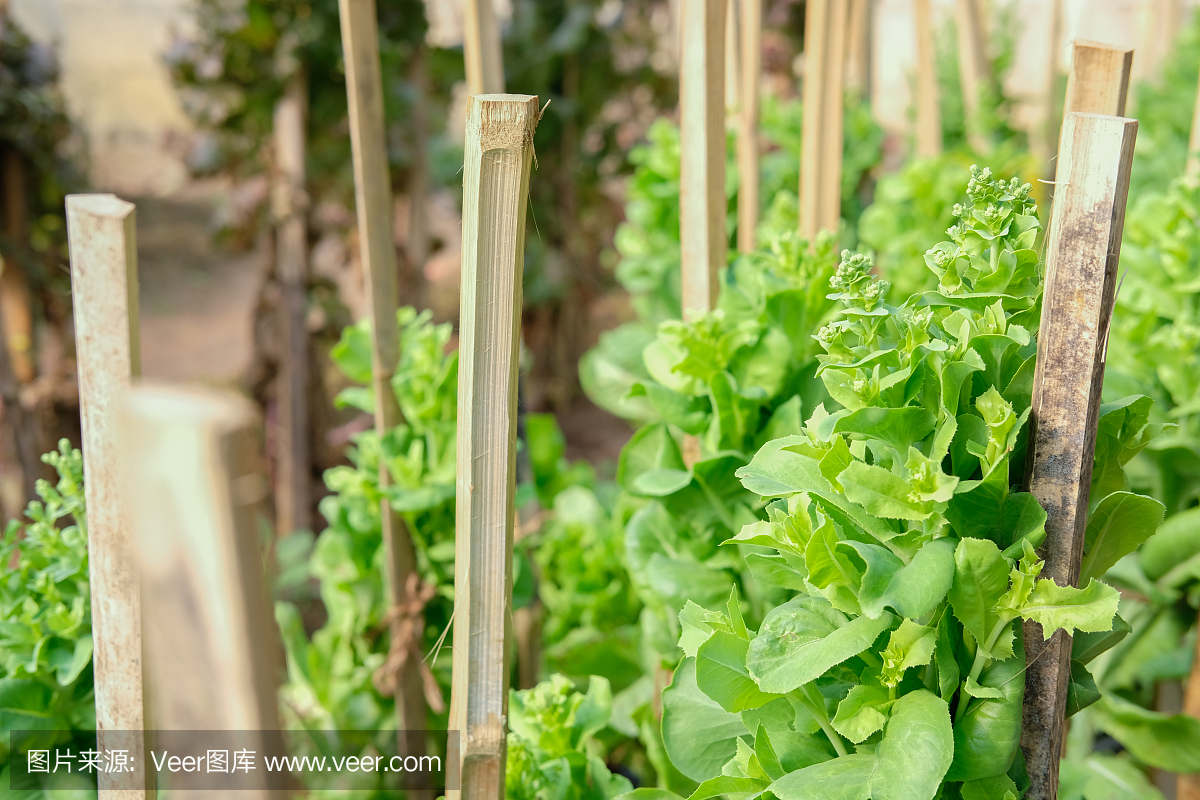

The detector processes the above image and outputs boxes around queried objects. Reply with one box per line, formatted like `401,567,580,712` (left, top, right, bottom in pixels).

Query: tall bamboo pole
736,0,761,254
338,0,436,759
914,0,942,158
448,93,540,800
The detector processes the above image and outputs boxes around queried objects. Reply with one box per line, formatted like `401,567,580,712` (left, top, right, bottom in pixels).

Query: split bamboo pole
122,384,285,797
337,0,436,757
464,0,504,95
914,0,942,158
736,0,762,254
1019,111,1137,800
1062,40,1134,119
679,0,725,317
273,73,311,536
800,0,848,237
1187,63,1200,177
65,194,152,799
448,93,540,800
955,0,990,153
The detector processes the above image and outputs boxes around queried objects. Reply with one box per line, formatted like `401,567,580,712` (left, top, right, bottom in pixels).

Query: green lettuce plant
0,442,98,796
625,168,1174,800
507,674,631,800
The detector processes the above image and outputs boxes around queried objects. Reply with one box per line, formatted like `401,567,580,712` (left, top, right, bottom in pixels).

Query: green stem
802,684,849,758
955,616,1012,723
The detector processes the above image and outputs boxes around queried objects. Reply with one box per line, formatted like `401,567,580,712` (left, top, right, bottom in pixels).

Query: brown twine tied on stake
372,573,446,713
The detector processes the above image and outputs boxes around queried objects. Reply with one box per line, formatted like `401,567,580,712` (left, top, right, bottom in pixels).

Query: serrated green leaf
696,632,779,713
839,461,931,520
880,619,936,688
843,537,956,620
1019,578,1120,639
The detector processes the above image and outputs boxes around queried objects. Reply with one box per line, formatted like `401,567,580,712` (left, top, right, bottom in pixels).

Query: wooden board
122,384,284,797
337,0,431,750
737,0,762,254
449,94,540,800
914,0,942,158
273,74,310,536
65,194,152,800
1019,111,1137,800
464,0,504,95
679,0,725,316
955,0,990,153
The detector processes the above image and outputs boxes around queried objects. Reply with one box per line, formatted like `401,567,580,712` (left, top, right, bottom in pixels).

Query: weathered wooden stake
65,194,152,800
121,384,284,796
338,0,435,753
1020,111,1137,800
955,0,990,153
449,94,540,800
679,0,725,317
1034,0,1064,170
736,0,761,254
273,73,311,536
724,0,739,113
818,1,848,236
914,0,942,158
464,0,505,95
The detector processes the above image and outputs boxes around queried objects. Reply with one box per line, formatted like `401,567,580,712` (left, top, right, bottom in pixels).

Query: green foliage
650,169,1157,799
609,94,882,325
507,675,632,800
0,443,98,795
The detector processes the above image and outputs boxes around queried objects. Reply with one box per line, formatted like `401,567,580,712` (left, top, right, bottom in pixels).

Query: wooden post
1062,40,1133,119
1186,62,1200,177
725,0,739,113
449,93,540,800
800,0,848,237
914,0,942,158
1019,111,1137,800
338,0,434,754
679,0,725,317
273,73,311,536
121,384,285,796
737,0,761,254
65,194,152,800
1180,631,1200,799
955,0,990,153
464,0,504,95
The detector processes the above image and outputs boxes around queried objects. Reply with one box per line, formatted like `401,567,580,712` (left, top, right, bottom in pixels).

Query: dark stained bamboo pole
1019,111,1137,800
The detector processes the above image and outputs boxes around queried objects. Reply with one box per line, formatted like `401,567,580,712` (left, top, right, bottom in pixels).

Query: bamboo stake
1034,0,1064,170
0,280,38,509
464,0,504,95
1186,62,1200,177
914,0,942,158
800,0,848,237
121,384,285,796
273,73,311,536
818,1,848,235
338,0,435,757
679,0,725,317
1019,111,1137,800
1062,40,1133,119
737,0,761,254
1180,634,1200,799
845,0,871,97
448,93,540,800
725,0,739,113
65,194,152,800
955,0,990,153
1,148,33,383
